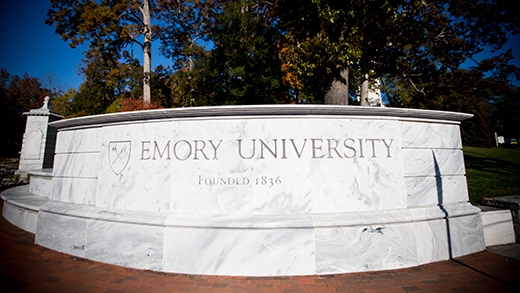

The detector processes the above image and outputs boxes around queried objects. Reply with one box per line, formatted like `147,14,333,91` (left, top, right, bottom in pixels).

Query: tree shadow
433,151,452,259
463,154,520,175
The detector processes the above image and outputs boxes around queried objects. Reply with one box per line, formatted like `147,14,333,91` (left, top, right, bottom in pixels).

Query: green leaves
45,0,520,144
47,0,154,104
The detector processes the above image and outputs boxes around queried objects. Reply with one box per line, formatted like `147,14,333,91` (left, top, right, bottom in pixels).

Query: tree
155,0,216,71
275,0,418,105
52,88,78,118
0,70,49,157
150,65,176,108
201,0,286,105
53,50,145,117
47,0,153,103
53,57,173,118
276,0,354,104
154,0,217,106
275,0,520,110
156,0,288,105
39,71,65,98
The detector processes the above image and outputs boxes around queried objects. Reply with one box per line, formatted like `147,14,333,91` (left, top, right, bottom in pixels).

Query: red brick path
1,200,519,293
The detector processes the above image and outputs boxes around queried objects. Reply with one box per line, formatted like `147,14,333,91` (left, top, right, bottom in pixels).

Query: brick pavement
1,199,519,293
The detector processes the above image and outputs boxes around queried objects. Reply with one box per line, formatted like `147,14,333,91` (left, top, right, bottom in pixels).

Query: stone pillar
16,96,63,180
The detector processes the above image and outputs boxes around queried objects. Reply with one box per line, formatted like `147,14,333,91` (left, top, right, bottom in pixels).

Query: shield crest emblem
109,141,131,175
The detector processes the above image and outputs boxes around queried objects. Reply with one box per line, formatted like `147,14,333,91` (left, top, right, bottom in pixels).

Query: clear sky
0,0,171,91
0,1,86,90
1,1,519,92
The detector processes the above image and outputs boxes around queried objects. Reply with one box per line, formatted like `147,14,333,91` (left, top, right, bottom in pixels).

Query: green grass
463,146,520,205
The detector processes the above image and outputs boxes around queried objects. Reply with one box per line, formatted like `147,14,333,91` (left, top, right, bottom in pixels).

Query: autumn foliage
118,98,163,112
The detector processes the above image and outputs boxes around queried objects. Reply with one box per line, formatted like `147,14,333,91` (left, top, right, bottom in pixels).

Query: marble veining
28,170,53,198
85,220,164,270
403,149,465,177
406,175,469,207
163,227,316,276
401,121,462,149
55,127,101,154
481,209,515,246
36,199,478,229
96,122,173,212
447,215,486,258
35,211,87,257
315,224,418,274
51,177,97,204
53,153,99,178
414,219,450,264
2,201,39,233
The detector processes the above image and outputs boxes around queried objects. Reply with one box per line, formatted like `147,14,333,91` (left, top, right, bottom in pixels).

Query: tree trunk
142,0,152,104
324,66,349,105
359,57,370,106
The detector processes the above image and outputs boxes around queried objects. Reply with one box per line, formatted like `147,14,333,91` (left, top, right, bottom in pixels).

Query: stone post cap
42,96,50,109
23,96,64,118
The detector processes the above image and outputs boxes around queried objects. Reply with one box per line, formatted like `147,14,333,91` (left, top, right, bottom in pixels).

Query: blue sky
1,1,519,92
0,0,171,91
0,1,86,90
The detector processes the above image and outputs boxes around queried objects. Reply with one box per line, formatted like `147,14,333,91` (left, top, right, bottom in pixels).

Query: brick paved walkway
1,200,519,293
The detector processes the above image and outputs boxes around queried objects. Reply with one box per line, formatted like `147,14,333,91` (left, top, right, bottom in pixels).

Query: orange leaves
118,98,163,112
277,37,303,91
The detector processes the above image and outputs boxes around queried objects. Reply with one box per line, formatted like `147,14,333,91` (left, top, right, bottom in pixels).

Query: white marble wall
2,201,39,234
36,200,167,270
414,219,451,265
401,121,463,148
33,106,484,276
163,226,316,276
448,214,486,257
406,176,469,207
85,220,164,270
51,115,469,216
1,185,48,234
401,122,469,208
399,120,485,262
36,211,88,257
97,121,173,212
481,208,515,246
35,198,483,275
92,118,405,214
52,127,100,204
28,169,53,198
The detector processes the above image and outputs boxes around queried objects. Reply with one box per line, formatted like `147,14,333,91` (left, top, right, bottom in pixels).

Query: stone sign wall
35,105,484,276
93,118,405,214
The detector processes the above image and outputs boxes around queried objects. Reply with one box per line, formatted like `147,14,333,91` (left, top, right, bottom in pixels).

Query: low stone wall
479,206,516,246
1,185,49,233
482,196,520,243
28,169,53,198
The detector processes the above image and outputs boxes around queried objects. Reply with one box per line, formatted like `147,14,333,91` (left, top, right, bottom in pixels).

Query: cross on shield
109,141,131,175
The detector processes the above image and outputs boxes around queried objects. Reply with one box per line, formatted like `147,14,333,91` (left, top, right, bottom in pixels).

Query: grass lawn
464,146,520,205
